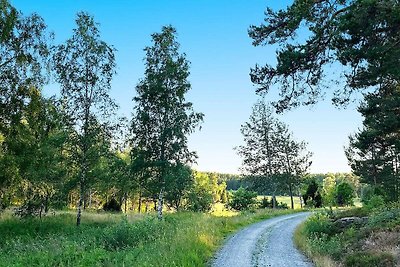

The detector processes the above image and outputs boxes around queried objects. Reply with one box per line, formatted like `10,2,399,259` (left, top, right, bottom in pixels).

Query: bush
227,187,257,211
345,252,395,267
335,182,355,206
14,198,45,218
259,197,273,208
308,233,344,260
103,198,122,212
365,195,385,210
304,213,338,237
277,201,288,209
303,180,323,208
368,208,400,228
361,186,387,206
186,187,213,212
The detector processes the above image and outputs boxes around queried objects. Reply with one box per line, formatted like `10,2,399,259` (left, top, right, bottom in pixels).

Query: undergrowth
295,204,400,267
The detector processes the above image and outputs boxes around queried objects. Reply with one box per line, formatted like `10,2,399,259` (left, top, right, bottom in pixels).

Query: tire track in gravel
211,212,313,267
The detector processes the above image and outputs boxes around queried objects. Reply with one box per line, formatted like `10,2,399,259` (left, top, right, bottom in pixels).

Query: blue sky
13,0,363,174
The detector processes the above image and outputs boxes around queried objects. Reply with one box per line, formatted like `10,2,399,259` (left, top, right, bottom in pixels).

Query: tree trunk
272,192,277,209
88,189,92,209
124,193,127,213
299,190,303,209
289,183,294,209
83,191,87,210
157,188,164,220
138,189,142,213
76,182,84,226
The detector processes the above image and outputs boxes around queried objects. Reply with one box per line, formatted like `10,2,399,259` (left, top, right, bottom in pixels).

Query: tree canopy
237,99,312,208
130,26,204,219
249,0,400,112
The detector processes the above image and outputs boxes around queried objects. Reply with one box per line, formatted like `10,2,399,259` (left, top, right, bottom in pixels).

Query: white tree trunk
157,188,164,220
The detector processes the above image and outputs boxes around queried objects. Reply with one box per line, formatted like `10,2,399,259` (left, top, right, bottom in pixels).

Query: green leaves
130,26,204,217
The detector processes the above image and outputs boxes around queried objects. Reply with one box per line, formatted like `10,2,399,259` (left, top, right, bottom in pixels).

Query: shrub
14,197,45,218
344,252,395,267
304,213,338,237
303,180,323,208
259,197,273,208
335,182,355,206
308,233,344,260
365,195,385,210
368,208,400,228
277,201,288,209
103,198,122,212
227,187,257,211
186,187,213,212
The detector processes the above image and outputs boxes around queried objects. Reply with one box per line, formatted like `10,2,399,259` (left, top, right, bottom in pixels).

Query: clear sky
12,0,363,174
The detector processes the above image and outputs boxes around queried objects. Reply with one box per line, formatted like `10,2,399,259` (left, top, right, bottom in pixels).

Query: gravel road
211,212,313,267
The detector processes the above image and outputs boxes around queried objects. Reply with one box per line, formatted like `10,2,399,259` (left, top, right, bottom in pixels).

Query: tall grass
0,208,296,266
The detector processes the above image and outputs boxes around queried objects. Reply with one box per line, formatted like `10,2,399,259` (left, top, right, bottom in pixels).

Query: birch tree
0,0,51,210
130,26,203,220
53,12,117,226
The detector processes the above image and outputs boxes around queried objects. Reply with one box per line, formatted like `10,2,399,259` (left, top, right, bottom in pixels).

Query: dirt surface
211,212,313,267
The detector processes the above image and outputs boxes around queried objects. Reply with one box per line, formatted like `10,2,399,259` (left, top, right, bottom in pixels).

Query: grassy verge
294,204,400,267
0,208,298,266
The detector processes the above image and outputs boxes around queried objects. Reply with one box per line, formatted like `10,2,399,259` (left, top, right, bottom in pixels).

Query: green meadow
0,208,297,267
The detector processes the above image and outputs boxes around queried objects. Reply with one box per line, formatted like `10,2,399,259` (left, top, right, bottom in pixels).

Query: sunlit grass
211,202,238,217
0,208,299,266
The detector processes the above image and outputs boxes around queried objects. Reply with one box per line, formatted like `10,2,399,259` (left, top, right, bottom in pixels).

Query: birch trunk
157,188,164,220
76,183,84,226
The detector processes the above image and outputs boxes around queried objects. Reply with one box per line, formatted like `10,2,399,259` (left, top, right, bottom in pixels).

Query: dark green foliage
259,196,272,208
249,0,400,112
302,180,322,208
364,195,385,210
335,182,355,206
368,208,400,228
228,187,257,211
345,252,395,267
103,198,122,212
304,213,338,237
346,90,400,202
164,164,193,210
14,182,54,218
0,0,52,212
186,186,213,212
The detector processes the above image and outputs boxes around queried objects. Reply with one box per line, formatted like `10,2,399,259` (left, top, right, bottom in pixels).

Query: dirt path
211,212,313,267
